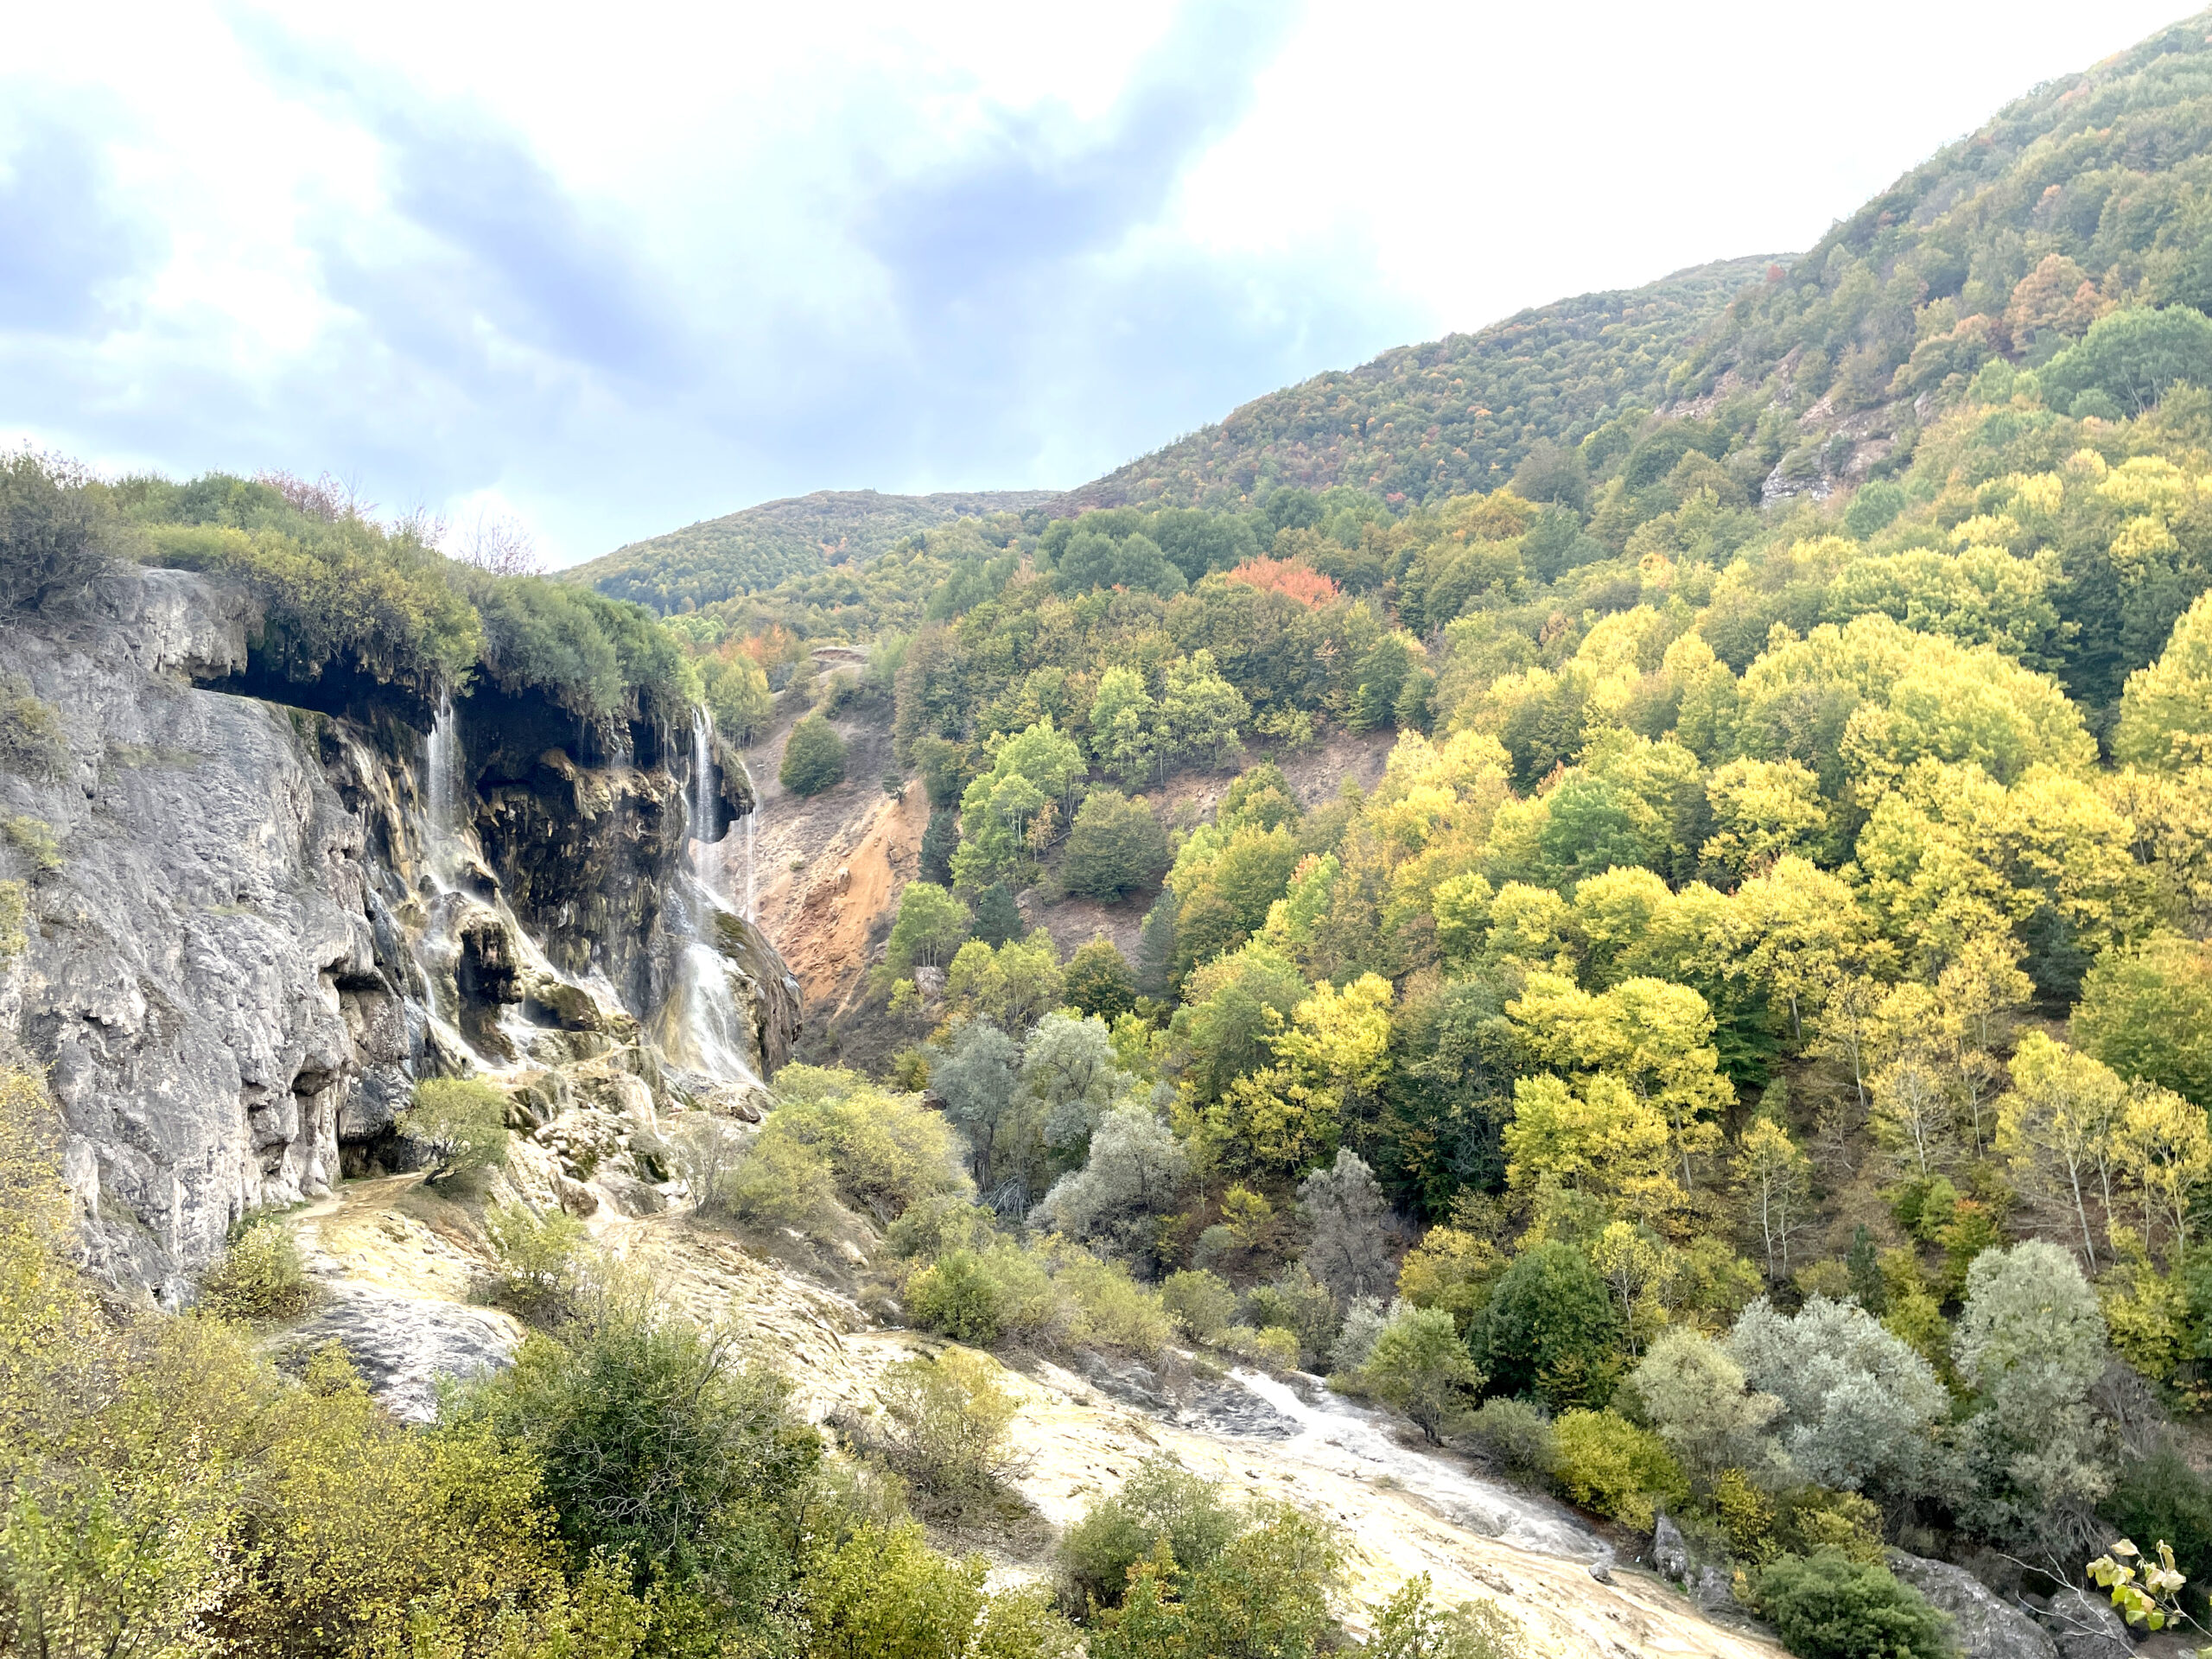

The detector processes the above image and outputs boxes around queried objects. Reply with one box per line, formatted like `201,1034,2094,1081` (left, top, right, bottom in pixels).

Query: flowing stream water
1208,1368,1606,1563
663,708,764,1088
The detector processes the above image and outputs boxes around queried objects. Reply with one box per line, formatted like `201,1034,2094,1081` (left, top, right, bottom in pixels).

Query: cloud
0,0,2193,563
0,98,163,335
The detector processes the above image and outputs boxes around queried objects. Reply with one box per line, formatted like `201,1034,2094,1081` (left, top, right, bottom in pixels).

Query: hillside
1063,256,1781,512
571,486,1058,613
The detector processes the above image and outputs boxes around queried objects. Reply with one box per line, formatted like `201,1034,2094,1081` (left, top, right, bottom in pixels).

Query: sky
0,1,2198,565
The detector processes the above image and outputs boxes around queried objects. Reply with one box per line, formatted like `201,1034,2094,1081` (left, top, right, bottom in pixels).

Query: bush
1221,1324,1302,1373
1160,1269,1238,1344
1465,1398,1557,1481
1365,1574,1518,1659
0,451,115,613
906,1242,1060,1347
148,518,480,709
400,1077,509,1182
1060,1255,1173,1358
1747,1551,1951,1659
0,675,65,779
1354,1306,1485,1444
721,1133,841,1235
1243,1264,1338,1370
1059,791,1171,901
780,714,849,795
764,1068,966,1222
1058,1455,1244,1611
482,1203,588,1323
197,1212,311,1321
465,1284,819,1628
1550,1409,1689,1531
864,1350,1027,1520
2101,1448,2212,1618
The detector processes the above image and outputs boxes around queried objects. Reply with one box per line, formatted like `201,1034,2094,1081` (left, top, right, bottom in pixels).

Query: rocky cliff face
0,566,798,1301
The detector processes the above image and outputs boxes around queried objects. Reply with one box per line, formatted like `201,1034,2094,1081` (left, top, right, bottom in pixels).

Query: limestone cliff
0,564,798,1301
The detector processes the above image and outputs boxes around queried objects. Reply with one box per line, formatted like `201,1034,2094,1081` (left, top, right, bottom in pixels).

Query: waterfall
662,706,763,1090
423,691,461,878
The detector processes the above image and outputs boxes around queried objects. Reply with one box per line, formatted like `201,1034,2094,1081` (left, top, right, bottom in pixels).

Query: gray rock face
1,567,799,1299
1885,1551,2056,1659
2039,1586,2133,1659
1,570,393,1296
283,1285,522,1422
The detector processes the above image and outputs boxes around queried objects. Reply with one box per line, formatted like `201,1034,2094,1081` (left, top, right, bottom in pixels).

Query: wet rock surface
2,566,794,1297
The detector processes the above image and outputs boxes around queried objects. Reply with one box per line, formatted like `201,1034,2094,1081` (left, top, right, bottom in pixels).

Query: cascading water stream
664,708,764,1089
1209,1368,1605,1563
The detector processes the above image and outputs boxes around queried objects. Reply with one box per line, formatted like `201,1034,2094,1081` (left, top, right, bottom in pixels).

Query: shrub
761,1069,965,1223
721,1133,841,1234
865,1350,1027,1520
1058,1455,1244,1612
400,1077,509,1181
1747,1552,1951,1659
197,1211,311,1321
1465,1398,1557,1481
1365,1574,1518,1659
0,880,23,965
780,714,849,795
802,1519,987,1659
906,1242,1060,1347
0,675,65,778
465,1284,819,1626
1059,791,1171,901
1221,1325,1302,1373
1243,1264,1338,1370
1060,1255,1173,1359
1550,1409,1689,1531
148,518,480,709
1353,1306,1485,1444
0,451,114,613
482,1202,588,1323
1160,1269,1238,1344
3,817,61,874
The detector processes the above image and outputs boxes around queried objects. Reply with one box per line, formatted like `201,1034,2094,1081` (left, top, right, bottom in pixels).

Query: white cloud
0,0,2194,565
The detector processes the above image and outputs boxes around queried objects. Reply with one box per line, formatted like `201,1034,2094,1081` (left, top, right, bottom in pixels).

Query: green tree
1472,1240,1623,1412
1158,651,1249,773
2114,589,2212,770
2075,935,2212,1109
972,882,1025,948
1089,666,1158,785
887,881,972,974
1064,938,1138,1022
1353,1306,1485,1443
402,1077,510,1182
779,714,849,795
1060,791,1170,901
2041,304,2212,417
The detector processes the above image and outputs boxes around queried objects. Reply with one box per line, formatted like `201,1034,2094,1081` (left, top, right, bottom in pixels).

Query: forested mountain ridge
1058,257,1782,513
1667,7,2212,502
571,486,1058,613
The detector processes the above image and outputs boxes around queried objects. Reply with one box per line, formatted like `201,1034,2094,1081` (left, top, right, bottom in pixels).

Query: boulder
283,1285,522,1422
1885,1551,2056,1659
2039,1586,2133,1659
